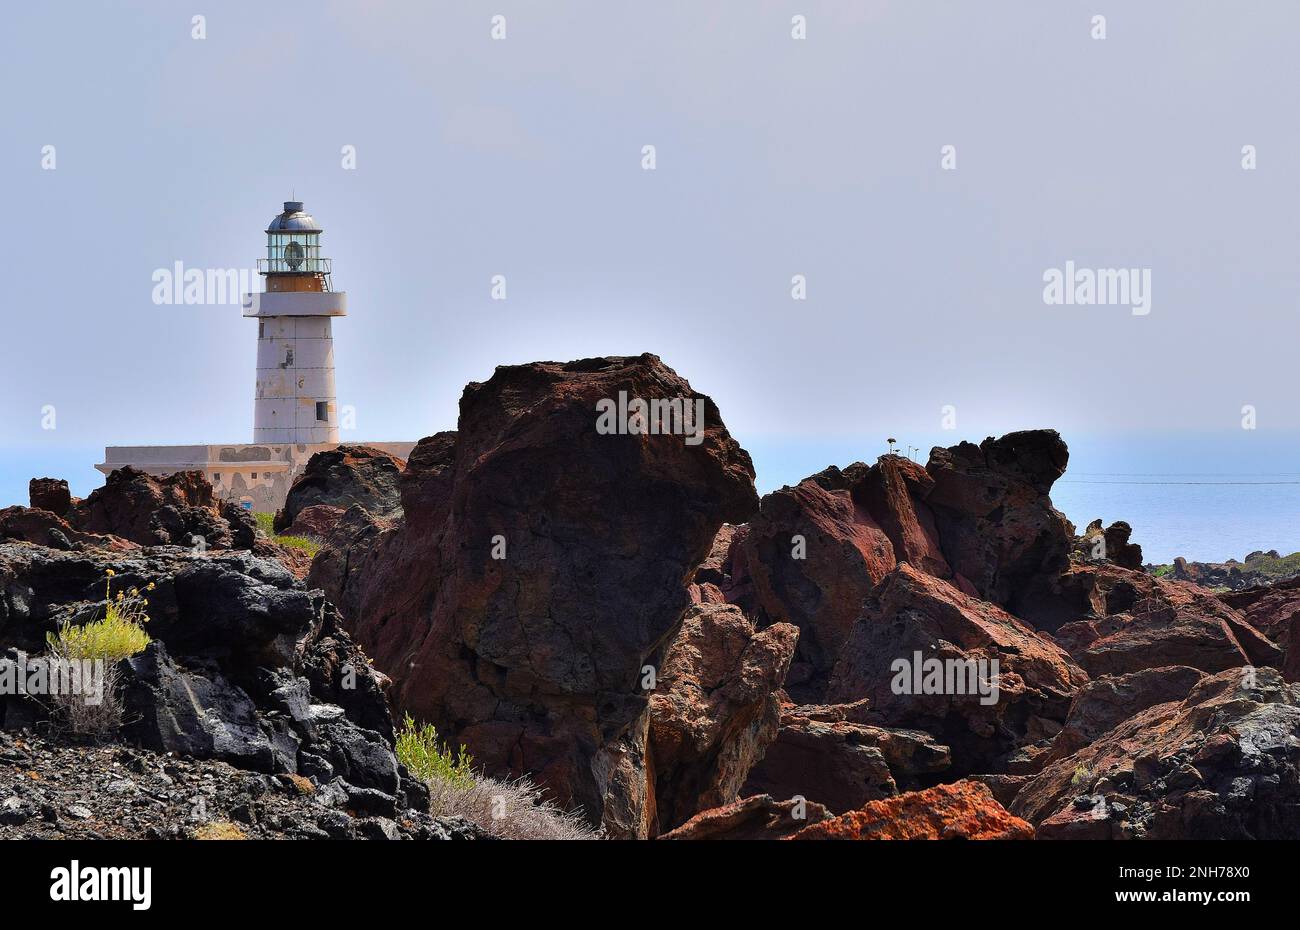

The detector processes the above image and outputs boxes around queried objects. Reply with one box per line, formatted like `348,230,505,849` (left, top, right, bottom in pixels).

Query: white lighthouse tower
245,201,347,444
98,199,415,512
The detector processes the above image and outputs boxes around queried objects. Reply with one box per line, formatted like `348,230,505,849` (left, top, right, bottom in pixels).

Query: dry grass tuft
193,821,247,840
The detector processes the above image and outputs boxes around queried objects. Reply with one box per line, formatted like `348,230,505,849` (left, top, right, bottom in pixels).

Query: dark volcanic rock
29,478,73,516
1039,666,1207,767
924,430,1073,610
826,563,1086,774
648,602,798,832
274,445,405,534
1073,519,1143,570
120,643,287,772
738,477,895,700
742,700,951,813
313,355,759,837
1012,667,1300,839
1041,564,1282,677
63,468,248,551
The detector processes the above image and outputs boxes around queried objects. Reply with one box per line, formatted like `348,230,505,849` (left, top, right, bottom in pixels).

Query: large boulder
647,602,798,831
826,563,1086,774
119,642,289,772
1012,666,1300,839
924,430,1073,610
789,780,1034,840
741,700,951,813
1221,577,1300,681
1040,564,1282,677
29,478,74,516
274,445,406,534
312,355,760,837
736,478,894,700
1037,666,1207,768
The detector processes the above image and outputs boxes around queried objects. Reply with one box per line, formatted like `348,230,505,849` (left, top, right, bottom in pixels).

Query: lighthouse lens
284,240,305,271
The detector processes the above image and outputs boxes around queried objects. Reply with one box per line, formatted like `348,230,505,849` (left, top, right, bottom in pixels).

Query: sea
4,435,1299,566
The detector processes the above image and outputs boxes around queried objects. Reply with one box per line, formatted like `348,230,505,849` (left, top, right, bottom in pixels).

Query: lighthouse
98,199,414,511
245,201,347,444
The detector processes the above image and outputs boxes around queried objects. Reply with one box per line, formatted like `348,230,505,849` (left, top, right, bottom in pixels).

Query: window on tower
315,402,329,422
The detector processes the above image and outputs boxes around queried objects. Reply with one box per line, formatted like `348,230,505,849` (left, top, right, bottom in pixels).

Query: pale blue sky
3,2,1299,551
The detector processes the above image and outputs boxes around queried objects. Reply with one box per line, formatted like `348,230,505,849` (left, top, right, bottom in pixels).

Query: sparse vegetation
253,511,321,556
193,821,247,840
46,572,152,663
42,571,152,736
1071,763,1092,788
396,713,475,789
426,772,601,841
395,713,598,839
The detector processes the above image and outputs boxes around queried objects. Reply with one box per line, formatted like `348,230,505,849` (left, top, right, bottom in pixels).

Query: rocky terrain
1151,549,1300,591
4,353,1300,840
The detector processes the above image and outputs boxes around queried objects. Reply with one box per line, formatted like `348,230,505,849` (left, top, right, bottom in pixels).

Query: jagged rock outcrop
826,563,1086,774
733,431,1072,700
274,445,405,534
1073,519,1143,569
312,355,760,837
1221,577,1300,680
741,699,951,813
8,468,261,556
924,430,1073,610
789,780,1033,840
67,468,231,548
1038,564,1282,677
1012,666,1300,839
737,477,894,700
1037,666,1207,768
0,540,449,838
648,603,798,831
29,478,74,516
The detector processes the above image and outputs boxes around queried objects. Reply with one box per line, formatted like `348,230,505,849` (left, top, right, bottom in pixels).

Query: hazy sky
3,1,1299,504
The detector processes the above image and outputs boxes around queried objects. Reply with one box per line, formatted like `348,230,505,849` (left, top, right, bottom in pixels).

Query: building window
283,346,294,367
316,401,328,421
251,472,258,480
212,473,220,483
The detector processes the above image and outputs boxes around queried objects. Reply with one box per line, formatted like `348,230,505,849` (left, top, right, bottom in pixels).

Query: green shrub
272,534,321,556
47,571,151,662
253,511,321,556
396,713,476,789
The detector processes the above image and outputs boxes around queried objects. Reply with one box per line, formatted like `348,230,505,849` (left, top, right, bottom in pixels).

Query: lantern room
259,201,333,291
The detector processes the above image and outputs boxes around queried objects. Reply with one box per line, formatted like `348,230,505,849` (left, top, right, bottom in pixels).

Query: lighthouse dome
266,201,322,233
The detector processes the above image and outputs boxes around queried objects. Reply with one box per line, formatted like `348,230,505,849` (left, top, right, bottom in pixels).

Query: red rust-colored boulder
924,430,1073,610
789,780,1033,840
741,699,951,813
310,355,759,837
29,478,74,516
826,563,1085,774
648,602,798,831
738,477,895,700
658,793,830,840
